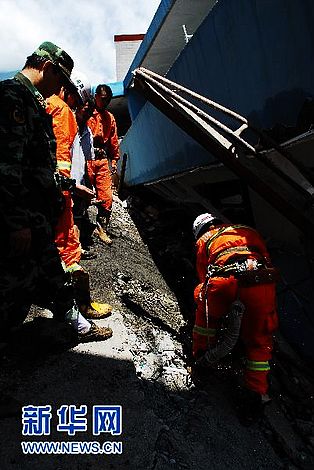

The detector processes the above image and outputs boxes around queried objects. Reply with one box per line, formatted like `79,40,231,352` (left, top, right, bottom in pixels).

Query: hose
197,300,245,366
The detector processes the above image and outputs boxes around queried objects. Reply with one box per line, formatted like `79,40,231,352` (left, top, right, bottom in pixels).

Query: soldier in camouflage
0,42,113,363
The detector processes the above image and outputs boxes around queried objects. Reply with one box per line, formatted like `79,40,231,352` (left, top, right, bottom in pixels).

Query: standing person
46,86,83,272
192,213,279,425
0,41,113,355
46,77,112,320
70,71,113,318
88,84,120,245
71,72,97,252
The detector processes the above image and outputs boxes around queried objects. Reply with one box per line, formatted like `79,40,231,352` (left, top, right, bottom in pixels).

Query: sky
0,0,161,84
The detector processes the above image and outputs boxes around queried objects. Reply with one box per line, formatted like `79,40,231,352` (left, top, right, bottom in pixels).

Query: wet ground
1,191,314,469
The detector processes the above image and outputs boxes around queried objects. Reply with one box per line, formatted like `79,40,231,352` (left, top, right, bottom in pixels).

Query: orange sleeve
87,113,98,137
107,113,119,163
46,96,77,178
196,237,209,283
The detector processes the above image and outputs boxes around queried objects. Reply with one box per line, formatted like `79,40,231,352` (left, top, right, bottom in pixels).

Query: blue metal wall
121,0,314,186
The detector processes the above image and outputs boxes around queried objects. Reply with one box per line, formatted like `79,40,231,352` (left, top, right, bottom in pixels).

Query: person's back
0,75,59,236
196,223,271,283
46,93,77,178
0,68,65,335
192,213,278,425
46,91,82,273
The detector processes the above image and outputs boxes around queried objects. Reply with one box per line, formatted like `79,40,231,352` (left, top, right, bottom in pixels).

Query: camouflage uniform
0,72,75,338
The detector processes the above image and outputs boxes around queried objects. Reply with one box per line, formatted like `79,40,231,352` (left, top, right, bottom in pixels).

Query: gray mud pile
0,191,313,469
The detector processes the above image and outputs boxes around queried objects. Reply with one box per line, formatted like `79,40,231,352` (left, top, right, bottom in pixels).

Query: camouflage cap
33,41,75,89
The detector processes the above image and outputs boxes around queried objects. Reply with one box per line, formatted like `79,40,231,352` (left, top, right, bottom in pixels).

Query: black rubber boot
235,387,264,426
71,270,92,314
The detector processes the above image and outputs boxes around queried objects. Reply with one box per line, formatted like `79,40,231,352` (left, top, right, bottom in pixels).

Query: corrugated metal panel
122,0,314,186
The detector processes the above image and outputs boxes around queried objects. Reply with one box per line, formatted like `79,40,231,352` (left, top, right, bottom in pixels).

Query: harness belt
206,258,279,286
212,245,261,263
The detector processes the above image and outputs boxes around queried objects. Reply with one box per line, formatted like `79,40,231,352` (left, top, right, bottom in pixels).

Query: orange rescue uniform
193,224,278,395
87,109,119,213
46,94,81,271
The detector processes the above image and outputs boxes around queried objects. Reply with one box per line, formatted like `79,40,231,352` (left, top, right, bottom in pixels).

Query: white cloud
0,0,160,84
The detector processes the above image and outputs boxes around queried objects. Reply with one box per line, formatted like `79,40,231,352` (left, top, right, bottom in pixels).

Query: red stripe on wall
114,34,145,42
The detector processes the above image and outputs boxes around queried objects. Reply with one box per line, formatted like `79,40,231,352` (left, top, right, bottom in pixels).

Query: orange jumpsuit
193,224,278,395
87,109,119,214
46,95,81,272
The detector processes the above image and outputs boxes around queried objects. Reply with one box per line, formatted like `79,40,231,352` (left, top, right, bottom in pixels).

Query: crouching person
191,213,279,425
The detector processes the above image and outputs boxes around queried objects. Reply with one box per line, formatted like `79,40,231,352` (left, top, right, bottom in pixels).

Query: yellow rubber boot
84,301,113,319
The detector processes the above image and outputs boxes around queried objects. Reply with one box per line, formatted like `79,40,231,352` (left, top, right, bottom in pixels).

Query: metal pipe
134,69,256,153
135,67,248,124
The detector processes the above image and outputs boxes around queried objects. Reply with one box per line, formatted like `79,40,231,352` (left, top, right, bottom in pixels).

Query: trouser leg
94,159,112,214
54,191,82,270
71,269,91,313
34,241,80,326
96,208,112,245
193,284,217,358
0,255,37,340
192,277,238,358
239,283,278,395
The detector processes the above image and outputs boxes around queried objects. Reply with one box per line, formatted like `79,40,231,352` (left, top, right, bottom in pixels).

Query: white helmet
71,71,91,104
192,213,219,239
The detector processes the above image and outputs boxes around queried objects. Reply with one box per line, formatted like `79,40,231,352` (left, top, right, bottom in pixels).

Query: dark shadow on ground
0,319,283,470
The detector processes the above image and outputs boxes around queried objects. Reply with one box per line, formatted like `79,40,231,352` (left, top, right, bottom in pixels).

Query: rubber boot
235,387,265,426
96,216,112,245
71,270,112,319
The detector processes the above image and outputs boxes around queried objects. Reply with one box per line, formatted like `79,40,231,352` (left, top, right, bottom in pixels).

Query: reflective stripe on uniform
193,325,216,337
214,245,253,262
57,160,71,171
205,224,259,257
246,360,270,371
65,262,83,273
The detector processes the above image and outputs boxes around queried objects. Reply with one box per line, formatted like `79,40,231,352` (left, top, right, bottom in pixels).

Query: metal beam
132,70,314,234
